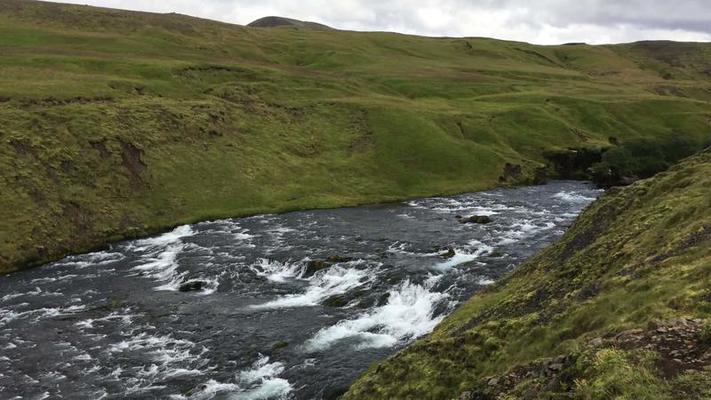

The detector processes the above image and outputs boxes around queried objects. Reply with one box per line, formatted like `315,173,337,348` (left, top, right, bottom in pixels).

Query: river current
0,181,601,400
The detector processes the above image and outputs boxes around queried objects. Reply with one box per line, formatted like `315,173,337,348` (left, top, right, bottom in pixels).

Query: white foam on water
432,242,493,272
478,277,495,285
495,220,557,246
396,213,416,220
95,308,138,326
128,225,196,291
553,191,596,203
1,292,25,302
233,378,292,400
233,231,256,241
432,252,480,271
0,304,86,327
132,225,194,251
238,355,284,384
171,356,292,400
133,244,186,290
252,265,370,309
73,353,92,361
30,275,71,284
408,196,516,215
198,220,257,248
250,259,303,283
55,251,126,270
169,380,240,400
235,355,292,400
107,331,210,395
386,242,442,257
305,280,449,351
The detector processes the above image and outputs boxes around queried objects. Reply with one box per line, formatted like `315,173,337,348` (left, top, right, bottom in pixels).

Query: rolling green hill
1,0,711,273
345,149,711,400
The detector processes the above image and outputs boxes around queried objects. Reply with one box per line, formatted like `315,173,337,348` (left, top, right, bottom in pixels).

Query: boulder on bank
458,215,492,224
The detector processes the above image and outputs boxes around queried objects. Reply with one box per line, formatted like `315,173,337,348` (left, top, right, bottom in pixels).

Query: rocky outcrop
463,318,711,399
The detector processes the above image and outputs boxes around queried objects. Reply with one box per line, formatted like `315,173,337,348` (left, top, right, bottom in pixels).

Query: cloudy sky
50,0,711,44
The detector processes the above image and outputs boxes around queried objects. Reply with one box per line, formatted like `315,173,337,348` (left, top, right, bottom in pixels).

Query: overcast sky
49,0,711,44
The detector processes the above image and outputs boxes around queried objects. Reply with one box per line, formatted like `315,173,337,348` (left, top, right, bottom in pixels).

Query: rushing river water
0,181,601,400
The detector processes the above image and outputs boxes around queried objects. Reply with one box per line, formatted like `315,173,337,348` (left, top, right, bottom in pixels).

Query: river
0,181,601,400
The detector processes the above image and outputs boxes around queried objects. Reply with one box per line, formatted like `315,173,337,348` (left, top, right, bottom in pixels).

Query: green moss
1,1,711,273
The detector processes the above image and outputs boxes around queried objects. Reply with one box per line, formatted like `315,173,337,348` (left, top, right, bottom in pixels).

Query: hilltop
1,0,711,273
247,16,333,30
345,149,711,399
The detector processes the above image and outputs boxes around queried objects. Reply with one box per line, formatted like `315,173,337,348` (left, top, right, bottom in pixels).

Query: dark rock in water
304,255,354,277
179,280,206,292
272,340,289,350
326,255,353,263
377,292,391,306
304,260,331,277
323,295,349,308
459,215,492,224
487,251,505,258
441,247,456,258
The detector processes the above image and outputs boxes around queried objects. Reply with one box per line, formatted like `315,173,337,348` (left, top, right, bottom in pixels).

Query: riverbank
2,1,711,274
344,149,711,399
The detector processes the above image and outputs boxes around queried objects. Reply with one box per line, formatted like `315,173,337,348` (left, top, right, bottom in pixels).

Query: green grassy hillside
345,150,711,399
1,0,710,273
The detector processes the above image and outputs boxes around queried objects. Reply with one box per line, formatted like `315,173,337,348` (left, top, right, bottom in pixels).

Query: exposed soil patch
19,95,113,108
119,140,146,189
9,139,31,155
61,200,93,231
498,162,522,183
90,140,112,159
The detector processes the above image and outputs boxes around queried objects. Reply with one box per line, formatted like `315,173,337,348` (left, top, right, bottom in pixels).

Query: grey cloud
50,0,711,44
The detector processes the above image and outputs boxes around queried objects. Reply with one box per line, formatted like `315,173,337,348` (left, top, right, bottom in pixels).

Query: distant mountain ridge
248,16,333,30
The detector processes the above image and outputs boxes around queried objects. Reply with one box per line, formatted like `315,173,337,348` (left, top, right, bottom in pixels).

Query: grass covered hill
345,150,711,400
1,0,711,273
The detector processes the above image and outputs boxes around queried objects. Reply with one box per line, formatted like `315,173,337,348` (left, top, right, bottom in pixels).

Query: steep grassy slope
1,0,711,273
345,150,711,399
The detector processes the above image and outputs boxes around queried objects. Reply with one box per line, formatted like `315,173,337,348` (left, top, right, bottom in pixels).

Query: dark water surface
0,182,601,400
